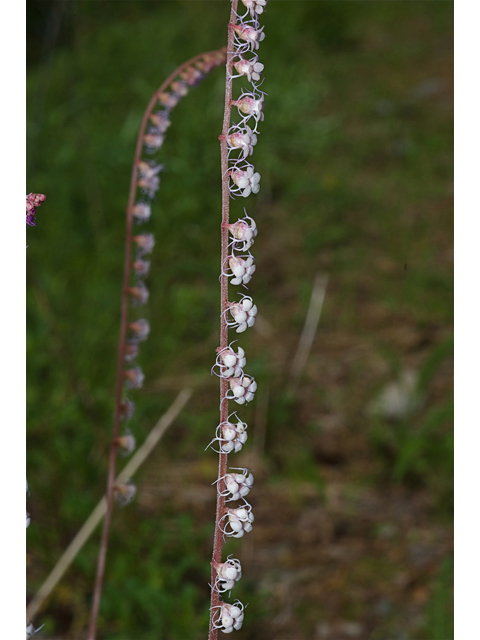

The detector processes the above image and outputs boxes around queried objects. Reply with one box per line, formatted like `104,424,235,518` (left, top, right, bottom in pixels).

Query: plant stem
209,3,238,639
87,50,227,640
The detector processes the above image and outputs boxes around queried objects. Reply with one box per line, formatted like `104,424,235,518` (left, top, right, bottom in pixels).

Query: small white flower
231,23,265,51
212,556,242,592
132,258,151,277
230,166,261,198
143,133,164,152
131,203,151,223
114,482,137,506
222,502,254,537
224,214,258,251
124,366,145,389
157,91,180,109
137,161,163,197
128,319,150,341
213,600,245,633
227,375,257,405
227,255,256,285
232,93,265,124
214,345,246,379
128,282,149,306
227,125,258,159
133,233,155,255
241,0,268,18
227,295,257,333
222,469,254,501
170,80,189,97
234,57,265,83
149,112,171,133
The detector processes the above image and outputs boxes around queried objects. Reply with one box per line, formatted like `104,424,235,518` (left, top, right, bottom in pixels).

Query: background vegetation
27,2,453,639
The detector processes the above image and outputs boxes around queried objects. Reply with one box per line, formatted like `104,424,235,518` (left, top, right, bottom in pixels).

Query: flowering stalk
87,49,227,640
209,1,267,637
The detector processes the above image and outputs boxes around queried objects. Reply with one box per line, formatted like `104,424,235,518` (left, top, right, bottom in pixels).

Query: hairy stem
87,49,227,640
209,3,239,639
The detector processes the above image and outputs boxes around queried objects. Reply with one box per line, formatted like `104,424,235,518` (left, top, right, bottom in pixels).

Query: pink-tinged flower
234,57,264,83
157,92,180,109
124,366,145,389
128,319,150,341
224,214,257,251
230,23,265,50
143,133,164,152
230,166,261,197
119,399,135,421
228,255,256,285
212,601,245,633
232,93,265,122
149,113,171,133
137,161,163,197
214,345,246,379
179,66,204,86
212,556,242,592
128,282,149,306
115,432,136,455
114,482,137,506
26,193,46,226
227,375,257,405
221,470,254,501
124,340,140,362
131,203,151,222
132,258,151,277
222,503,254,537
241,0,268,18
227,125,258,159
133,233,155,255
227,296,257,333
170,80,189,97
208,415,248,454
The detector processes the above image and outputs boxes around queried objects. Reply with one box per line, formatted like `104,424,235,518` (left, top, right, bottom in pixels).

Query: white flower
227,255,256,285
124,366,145,389
213,601,245,633
227,375,257,405
137,161,163,197
233,93,265,124
230,166,261,197
231,23,265,51
224,214,258,251
128,319,150,341
133,233,155,255
241,0,268,18
114,482,137,506
212,556,242,592
227,125,258,159
214,345,246,379
143,133,164,152
223,502,255,537
234,57,265,83
222,469,254,501
149,112,171,133
227,296,257,333
208,415,248,453
128,282,149,306
131,203,151,222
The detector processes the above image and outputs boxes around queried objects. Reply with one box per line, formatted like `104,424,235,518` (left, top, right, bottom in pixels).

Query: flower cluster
212,600,245,634
209,2,268,631
26,193,46,227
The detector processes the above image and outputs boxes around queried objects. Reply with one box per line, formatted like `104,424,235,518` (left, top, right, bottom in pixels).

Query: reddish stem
87,49,227,640
209,3,238,639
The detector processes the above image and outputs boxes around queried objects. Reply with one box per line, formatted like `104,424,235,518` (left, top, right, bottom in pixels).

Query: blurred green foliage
27,2,453,639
